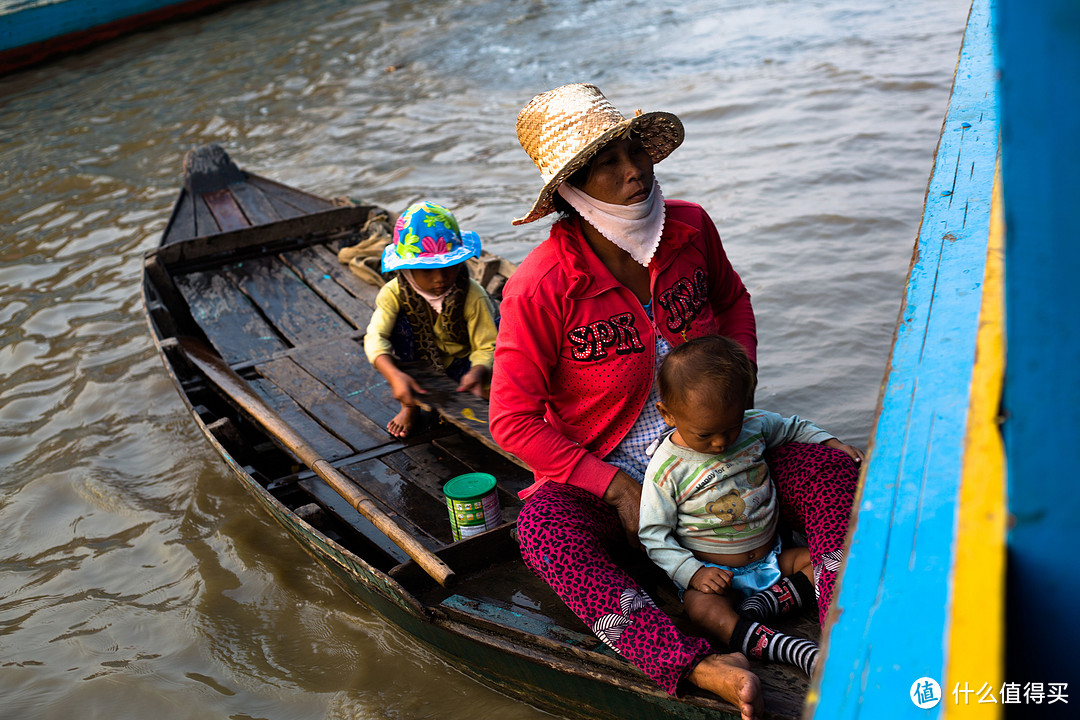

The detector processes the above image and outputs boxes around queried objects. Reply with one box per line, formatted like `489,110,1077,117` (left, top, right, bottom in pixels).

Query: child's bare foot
387,405,419,437
687,653,762,720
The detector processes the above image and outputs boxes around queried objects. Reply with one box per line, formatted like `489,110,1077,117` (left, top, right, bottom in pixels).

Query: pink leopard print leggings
516,442,858,695
764,442,860,626
517,482,713,695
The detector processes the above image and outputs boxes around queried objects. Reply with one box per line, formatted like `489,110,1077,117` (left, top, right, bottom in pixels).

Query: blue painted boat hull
0,0,242,75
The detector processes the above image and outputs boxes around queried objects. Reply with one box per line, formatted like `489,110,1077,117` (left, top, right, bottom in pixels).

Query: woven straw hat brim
513,110,683,225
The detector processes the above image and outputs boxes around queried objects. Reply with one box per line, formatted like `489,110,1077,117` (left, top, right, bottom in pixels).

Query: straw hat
514,83,684,225
381,201,481,273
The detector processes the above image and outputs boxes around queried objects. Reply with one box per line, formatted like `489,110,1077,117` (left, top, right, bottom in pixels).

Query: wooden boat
142,144,818,720
0,0,243,76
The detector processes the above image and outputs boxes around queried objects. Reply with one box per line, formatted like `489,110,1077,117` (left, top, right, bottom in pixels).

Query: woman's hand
456,365,491,399
690,566,733,595
603,470,643,548
824,438,865,465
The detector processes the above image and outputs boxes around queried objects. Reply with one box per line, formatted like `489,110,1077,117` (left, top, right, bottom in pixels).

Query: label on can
443,472,501,541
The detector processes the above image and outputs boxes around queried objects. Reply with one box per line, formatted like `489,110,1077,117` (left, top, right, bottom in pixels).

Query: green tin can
444,472,501,541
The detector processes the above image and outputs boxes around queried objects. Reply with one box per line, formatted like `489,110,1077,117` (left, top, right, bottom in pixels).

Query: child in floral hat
363,201,498,437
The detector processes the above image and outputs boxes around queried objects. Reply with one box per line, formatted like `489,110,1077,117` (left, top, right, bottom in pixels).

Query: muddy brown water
0,0,970,717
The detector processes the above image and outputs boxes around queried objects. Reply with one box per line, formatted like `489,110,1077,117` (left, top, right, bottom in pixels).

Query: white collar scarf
557,179,666,267
402,269,454,314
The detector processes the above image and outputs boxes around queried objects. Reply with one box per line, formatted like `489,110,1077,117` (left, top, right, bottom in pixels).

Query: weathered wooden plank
290,244,384,310
390,441,524,534
143,255,187,338
256,356,388,454
248,377,353,462
339,455,452,545
279,248,373,328
288,337,399,432
389,523,517,589
225,255,351,346
471,250,517,302
144,295,177,341
383,443,473,505
297,476,412,565
403,364,520,466
203,188,250,232
148,204,375,269
174,270,287,365
228,181,281,226
440,595,608,653
192,193,220,236
161,189,197,246
467,255,502,288
248,175,336,216
431,433,533,497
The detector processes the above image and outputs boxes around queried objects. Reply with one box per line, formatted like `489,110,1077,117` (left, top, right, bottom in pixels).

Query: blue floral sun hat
381,201,481,273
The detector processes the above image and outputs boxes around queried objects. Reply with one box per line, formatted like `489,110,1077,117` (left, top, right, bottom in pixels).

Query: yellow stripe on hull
943,162,1006,719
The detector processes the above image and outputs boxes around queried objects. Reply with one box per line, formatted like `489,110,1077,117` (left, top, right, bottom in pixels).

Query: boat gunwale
146,200,380,271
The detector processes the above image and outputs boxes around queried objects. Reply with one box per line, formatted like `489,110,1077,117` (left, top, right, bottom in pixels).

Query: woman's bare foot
387,404,419,437
688,652,762,720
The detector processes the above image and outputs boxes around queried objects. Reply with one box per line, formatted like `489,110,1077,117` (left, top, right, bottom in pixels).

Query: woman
490,84,856,719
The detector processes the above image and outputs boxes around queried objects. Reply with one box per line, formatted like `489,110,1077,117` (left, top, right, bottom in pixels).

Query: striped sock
738,571,814,621
731,617,819,677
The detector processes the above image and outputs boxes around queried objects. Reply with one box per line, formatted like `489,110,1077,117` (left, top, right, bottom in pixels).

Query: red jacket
490,200,757,499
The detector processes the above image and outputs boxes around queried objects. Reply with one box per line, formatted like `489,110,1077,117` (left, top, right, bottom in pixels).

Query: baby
639,335,864,676
363,201,498,437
